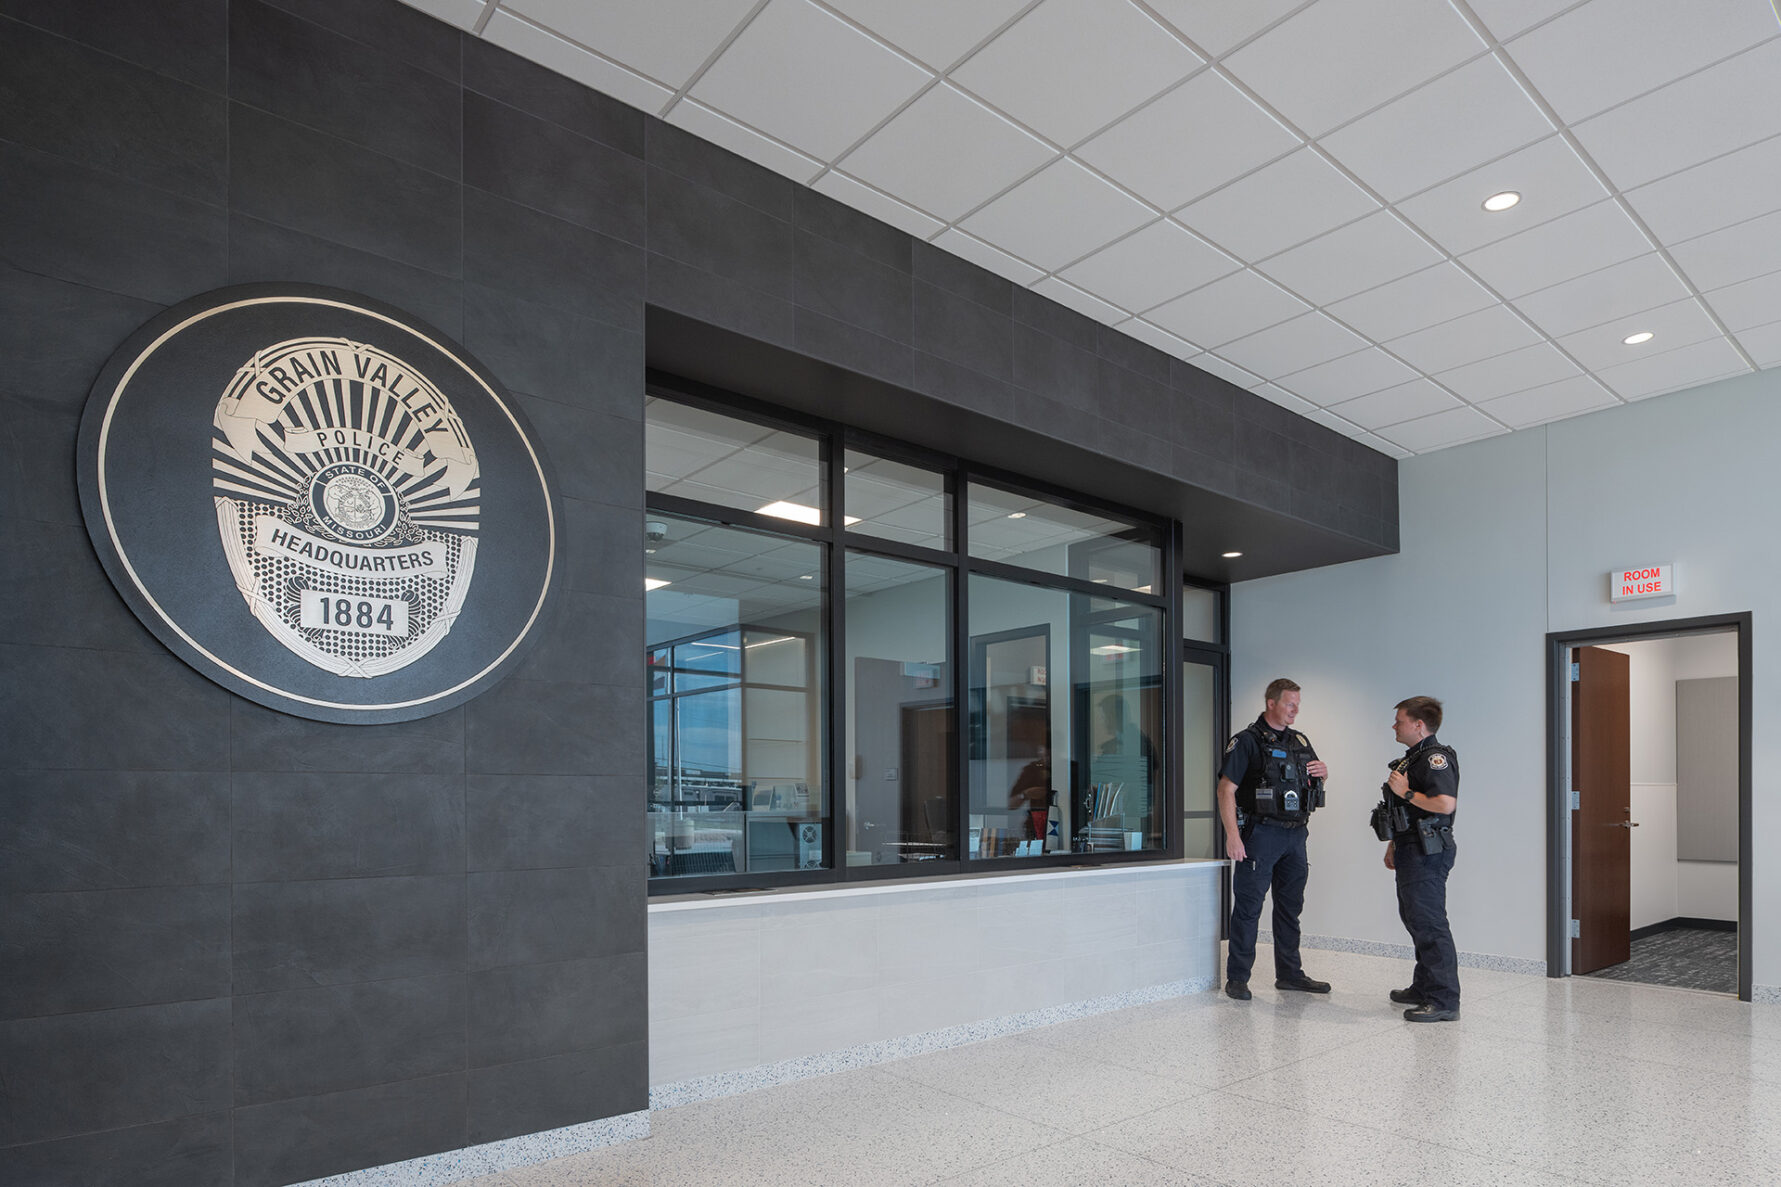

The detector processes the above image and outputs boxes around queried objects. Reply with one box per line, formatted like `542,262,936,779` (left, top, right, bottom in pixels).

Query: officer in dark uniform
1217,678,1331,1001
1381,695,1461,1022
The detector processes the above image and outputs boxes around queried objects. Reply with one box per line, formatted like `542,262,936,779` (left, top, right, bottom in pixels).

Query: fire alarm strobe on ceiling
78,284,561,724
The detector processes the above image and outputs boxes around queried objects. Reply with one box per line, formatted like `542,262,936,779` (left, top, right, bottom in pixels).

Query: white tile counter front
647,861,1224,1102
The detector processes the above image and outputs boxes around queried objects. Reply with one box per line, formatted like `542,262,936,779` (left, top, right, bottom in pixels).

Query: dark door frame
1545,612,1752,1001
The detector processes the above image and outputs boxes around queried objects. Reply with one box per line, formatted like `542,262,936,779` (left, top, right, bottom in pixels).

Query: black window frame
644,372,1228,894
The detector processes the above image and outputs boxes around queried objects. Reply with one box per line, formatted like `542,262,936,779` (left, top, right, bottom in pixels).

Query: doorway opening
1545,614,1751,1001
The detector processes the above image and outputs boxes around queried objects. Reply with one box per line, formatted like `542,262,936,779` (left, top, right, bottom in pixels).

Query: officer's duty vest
1238,723,1317,820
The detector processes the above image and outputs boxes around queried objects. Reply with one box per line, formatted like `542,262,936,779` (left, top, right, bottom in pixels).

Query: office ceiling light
1007,511,1027,519
1623,331,1655,345
1482,191,1521,212
1090,643,1136,656
645,577,671,591
757,500,821,525
1222,550,1243,558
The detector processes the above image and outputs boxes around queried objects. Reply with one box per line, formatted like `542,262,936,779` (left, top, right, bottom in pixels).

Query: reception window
644,385,1216,890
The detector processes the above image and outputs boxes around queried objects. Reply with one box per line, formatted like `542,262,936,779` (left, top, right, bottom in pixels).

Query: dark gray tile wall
0,0,1396,1183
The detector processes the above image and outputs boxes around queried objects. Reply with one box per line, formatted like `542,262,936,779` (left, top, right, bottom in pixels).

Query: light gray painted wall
1232,366,1778,984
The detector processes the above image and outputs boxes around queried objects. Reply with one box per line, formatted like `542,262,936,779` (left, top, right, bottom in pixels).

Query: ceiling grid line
654,0,777,122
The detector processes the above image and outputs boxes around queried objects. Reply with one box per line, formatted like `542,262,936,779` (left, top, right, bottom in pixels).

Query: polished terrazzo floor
455,946,1781,1187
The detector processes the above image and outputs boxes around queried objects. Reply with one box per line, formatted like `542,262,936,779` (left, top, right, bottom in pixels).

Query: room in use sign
1609,564,1674,602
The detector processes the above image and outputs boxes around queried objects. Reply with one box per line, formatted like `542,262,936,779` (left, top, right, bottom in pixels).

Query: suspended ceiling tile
814,171,947,240
1465,0,1578,42
1176,148,1377,262
1222,0,1484,137
667,100,824,183
482,10,676,112
1504,0,1780,125
401,0,487,30
823,0,1033,70
1325,263,1498,343
1185,352,1265,389
1459,199,1653,299
1029,276,1130,326
1277,348,1420,408
1059,219,1239,315
927,227,1044,285
690,0,931,160
504,0,763,88
1300,405,1367,437
1394,134,1609,258
950,0,1202,148
1325,377,1460,430
1217,311,1369,379
1668,209,1781,293
1144,0,1307,58
1555,297,1724,371
1735,320,1781,367
1258,210,1443,308
1385,303,1543,374
840,83,1055,222
1376,405,1506,452
1435,340,1579,401
1074,70,1300,211
1512,252,1691,338
1145,269,1309,348
1594,335,1751,400
1474,374,1620,429
1704,269,1781,333
1569,39,1781,192
1320,54,1552,203
959,157,1155,271
1117,317,1201,361
1623,133,1781,245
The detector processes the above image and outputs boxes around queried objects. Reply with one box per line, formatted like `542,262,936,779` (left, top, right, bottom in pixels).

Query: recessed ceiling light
1222,551,1243,559
798,574,814,581
645,578,670,591
1482,191,1521,212
757,500,821,525
1007,511,1027,519
1623,331,1655,345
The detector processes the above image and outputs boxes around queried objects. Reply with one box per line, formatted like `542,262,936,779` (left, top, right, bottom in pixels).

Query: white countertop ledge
648,857,1224,912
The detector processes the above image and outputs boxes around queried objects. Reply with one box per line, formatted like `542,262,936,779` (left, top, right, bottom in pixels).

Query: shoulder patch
1225,737,1237,754
1428,753,1449,770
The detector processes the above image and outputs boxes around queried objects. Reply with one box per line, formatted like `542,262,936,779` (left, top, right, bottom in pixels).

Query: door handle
1609,821,1640,828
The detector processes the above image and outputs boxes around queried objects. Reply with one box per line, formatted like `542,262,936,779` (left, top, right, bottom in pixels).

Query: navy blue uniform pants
1227,820,1308,984
1395,839,1460,1010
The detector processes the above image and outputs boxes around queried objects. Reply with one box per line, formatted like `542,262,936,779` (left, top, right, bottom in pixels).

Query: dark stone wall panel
232,875,467,994
229,699,466,774
0,645,231,772
515,396,642,509
510,591,644,688
467,866,644,971
646,253,796,348
0,0,228,91
0,1109,232,1187
913,281,1013,382
467,1040,646,1145
792,308,915,390
647,167,793,299
464,37,643,156
646,120,792,222
230,0,459,177
462,284,643,416
232,975,466,1106
226,214,464,341
466,773,644,873
464,189,644,332
0,770,231,894
561,497,644,599
229,106,460,277
794,229,910,342
466,680,643,776
231,1072,466,1187
0,998,230,1146
795,187,910,274
0,265,163,415
0,19,227,203
912,240,1010,316
0,884,230,1019
0,517,162,653
0,143,227,306
232,772,464,883
464,92,645,245
256,0,461,82
468,951,645,1068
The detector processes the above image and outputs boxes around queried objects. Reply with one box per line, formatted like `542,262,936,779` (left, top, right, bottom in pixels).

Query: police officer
1217,678,1331,1001
1381,695,1461,1022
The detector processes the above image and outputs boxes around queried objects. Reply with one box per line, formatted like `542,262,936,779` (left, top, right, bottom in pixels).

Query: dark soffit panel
646,307,1395,583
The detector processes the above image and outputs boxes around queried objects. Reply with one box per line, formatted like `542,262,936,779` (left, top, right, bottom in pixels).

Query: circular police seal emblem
1428,753,1449,770
79,285,560,723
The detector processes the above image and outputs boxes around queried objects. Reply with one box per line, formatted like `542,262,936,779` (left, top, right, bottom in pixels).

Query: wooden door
1572,645,1632,973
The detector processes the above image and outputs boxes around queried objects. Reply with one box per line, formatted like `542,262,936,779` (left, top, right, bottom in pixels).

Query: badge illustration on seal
212,338,479,678
79,285,560,724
